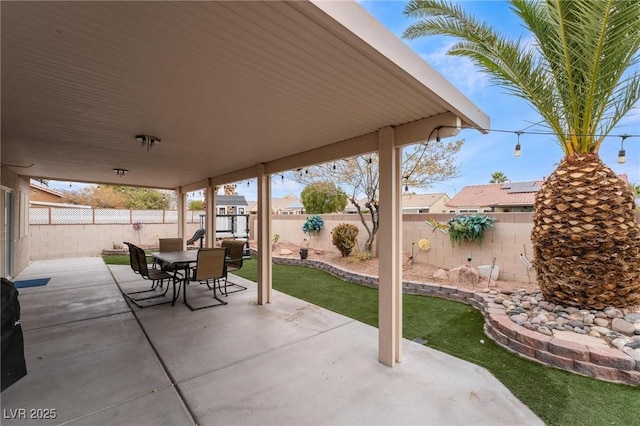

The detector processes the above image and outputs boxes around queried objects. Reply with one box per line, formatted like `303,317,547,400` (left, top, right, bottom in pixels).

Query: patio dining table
151,250,227,311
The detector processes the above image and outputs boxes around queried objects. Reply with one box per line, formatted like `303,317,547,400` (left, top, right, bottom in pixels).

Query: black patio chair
123,243,175,307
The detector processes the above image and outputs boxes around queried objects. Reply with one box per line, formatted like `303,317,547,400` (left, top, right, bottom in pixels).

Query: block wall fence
30,211,640,285
259,212,538,284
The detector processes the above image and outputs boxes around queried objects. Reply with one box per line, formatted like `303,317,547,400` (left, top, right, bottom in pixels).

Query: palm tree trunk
532,154,640,309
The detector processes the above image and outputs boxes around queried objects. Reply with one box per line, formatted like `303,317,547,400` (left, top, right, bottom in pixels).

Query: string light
438,124,639,140
514,131,522,157
436,124,637,160
618,134,629,164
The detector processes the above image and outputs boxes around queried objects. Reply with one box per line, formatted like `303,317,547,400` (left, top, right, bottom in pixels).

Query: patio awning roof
1,1,488,190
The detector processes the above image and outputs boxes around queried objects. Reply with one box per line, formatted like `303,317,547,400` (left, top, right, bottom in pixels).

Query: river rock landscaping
490,288,640,357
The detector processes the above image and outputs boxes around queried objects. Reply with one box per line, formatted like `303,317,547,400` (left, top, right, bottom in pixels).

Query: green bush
447,214,496,246
331,223,359,257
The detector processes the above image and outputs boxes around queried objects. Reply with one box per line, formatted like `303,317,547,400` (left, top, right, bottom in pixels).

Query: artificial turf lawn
228,256,639,426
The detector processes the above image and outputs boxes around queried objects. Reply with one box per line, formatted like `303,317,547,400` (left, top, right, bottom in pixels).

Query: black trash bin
1,278,27,392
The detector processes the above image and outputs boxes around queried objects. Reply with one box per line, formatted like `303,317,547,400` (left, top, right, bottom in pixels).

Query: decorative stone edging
266,253,639,386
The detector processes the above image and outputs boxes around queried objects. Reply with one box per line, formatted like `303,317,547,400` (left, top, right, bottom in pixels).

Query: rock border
266,253,639,386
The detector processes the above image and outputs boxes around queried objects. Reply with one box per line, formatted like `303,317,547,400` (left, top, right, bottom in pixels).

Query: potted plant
300,215,323,259
299,238,310,260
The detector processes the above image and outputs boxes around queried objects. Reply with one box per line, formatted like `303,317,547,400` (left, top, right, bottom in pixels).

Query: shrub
353,247,372,261
331,223,359,257
447,214,496,246
302,215,324,236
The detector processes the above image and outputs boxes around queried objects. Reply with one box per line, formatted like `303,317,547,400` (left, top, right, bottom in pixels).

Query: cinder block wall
29,223,201,259
31,212,640,284
257,212,538,284
268,214,377,254
402,213,537,284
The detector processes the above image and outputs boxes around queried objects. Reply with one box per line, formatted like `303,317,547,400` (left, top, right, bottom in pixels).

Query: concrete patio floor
1,257,543,425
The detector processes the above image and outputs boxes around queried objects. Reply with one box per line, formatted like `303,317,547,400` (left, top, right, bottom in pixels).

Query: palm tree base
532,155,640,309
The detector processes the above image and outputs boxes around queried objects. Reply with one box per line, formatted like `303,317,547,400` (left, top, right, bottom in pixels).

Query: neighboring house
214,194,248,215
345,193,450,214
281,201,305,215
446,181,542,213
29,182,91,209
30,182,69,204
248,195,303,215
401,193,450,214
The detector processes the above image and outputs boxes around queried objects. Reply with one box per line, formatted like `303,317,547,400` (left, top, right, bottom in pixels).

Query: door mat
13,278,51,289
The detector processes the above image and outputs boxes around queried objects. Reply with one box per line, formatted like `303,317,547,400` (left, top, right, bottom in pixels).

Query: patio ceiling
1,1,488,190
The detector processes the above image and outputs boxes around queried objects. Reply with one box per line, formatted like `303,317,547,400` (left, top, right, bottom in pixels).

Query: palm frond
403,0,640,155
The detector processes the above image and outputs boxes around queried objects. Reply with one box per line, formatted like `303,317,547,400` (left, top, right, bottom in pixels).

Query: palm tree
489,171,508,184
403,0,640,309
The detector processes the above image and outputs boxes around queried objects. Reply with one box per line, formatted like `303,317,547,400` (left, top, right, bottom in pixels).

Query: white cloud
420,43,489,96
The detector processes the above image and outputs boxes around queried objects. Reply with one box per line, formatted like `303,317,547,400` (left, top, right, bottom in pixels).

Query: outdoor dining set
122,238,248,311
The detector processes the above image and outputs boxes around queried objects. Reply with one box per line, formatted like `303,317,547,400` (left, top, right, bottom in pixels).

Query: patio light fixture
113,168,128,177
514,131,522,157
135,134,161,151
617,134,628,164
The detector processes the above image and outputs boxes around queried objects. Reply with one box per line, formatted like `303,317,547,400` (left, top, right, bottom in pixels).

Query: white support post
177,189,186,246
256,164,272,305
205,183,216,248
377,126,402,366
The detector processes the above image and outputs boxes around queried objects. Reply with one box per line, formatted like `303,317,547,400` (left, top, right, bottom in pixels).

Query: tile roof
401,193,448,208
447,181,541,207
344,193,448,212
248,196,301,213
30,182,67,198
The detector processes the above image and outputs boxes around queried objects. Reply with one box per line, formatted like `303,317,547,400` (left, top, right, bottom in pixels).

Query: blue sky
359,0,639,196
48,1,638,199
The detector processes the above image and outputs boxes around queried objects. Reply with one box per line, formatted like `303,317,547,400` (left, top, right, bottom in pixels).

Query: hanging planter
447,215,496,246
302,215,324,236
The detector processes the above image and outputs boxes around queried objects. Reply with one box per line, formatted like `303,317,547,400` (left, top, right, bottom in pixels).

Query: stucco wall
259,212,540,284
268,214,377,254
29,223,203,260
1,168,31,276
403,213,537,284
27,210,640,284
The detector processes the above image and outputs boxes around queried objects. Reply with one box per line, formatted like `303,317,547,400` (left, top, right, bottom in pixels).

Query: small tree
65,185,170,209
292,139,463,255
300,181,347,214
188,199,204,210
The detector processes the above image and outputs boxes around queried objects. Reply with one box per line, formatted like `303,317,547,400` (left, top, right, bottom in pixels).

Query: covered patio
2,1,489,374
1,257,542,425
